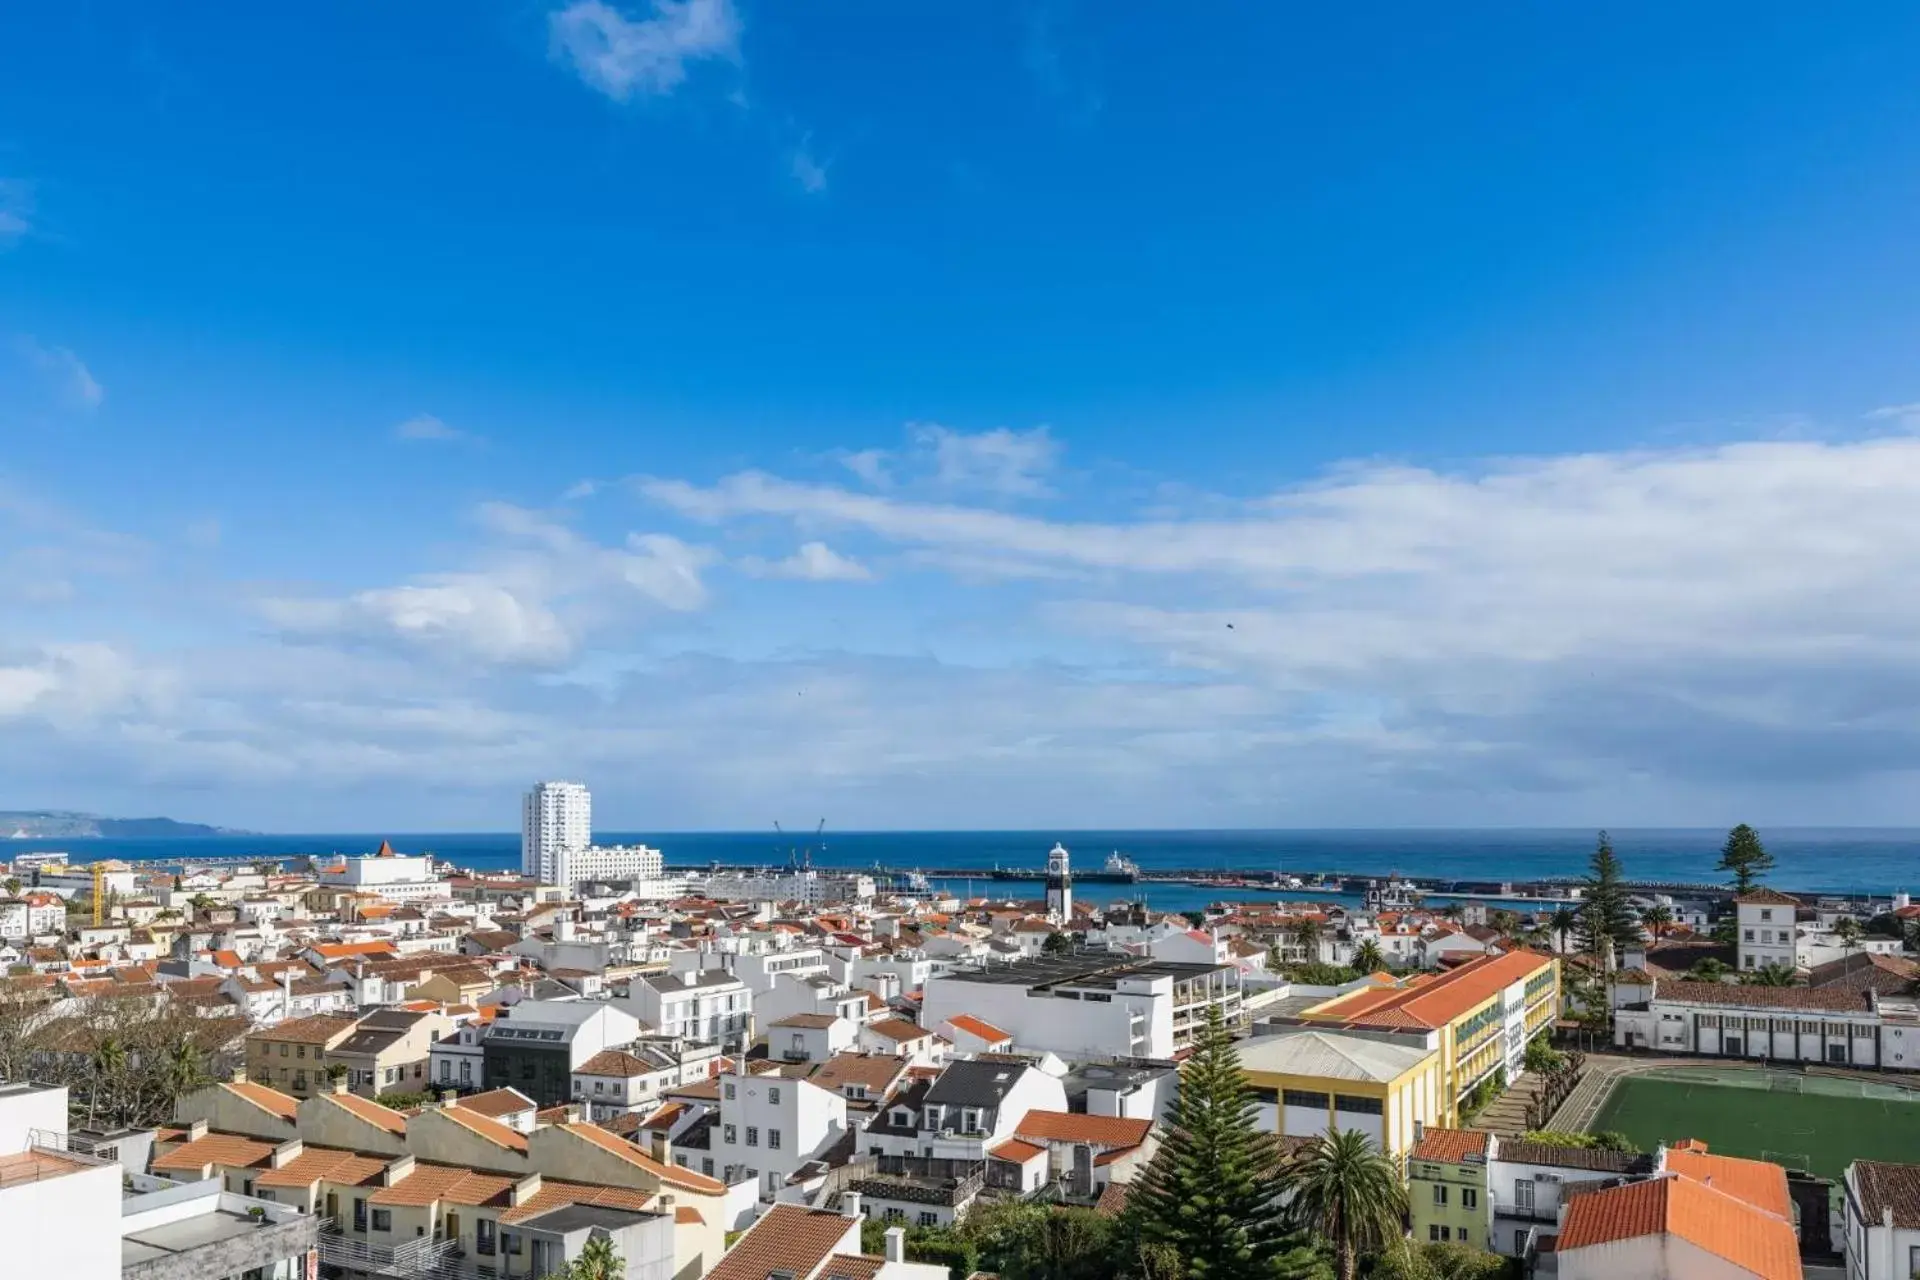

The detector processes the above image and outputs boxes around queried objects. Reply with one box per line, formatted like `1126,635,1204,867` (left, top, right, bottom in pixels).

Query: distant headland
0,810,250,839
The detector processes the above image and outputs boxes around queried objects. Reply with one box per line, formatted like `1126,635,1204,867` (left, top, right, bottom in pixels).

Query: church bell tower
1045,842,1073,924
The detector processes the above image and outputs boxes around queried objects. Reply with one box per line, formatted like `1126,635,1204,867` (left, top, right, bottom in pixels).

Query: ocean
7,828,1919,916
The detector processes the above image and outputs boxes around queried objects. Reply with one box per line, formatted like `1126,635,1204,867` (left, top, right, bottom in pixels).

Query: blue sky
7,2,1920,831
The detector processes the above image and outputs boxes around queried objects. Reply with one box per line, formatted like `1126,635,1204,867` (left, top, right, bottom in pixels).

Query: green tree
1127,1005,1327,1280
1835,916,1864,958
1547,906,1578,954
1489,910,1521,941
1350,940,1387,974
1639,904,1672,943
1289,918,1323,964
2,878,19,896
1044,931,1074,956
1684,957,1731,983
1576,832,1639,963
566,1232,623,1280
1282,1129,1408,1280
1715,824,1775,893
1742,962,1796,988
1371,1241,1513,1280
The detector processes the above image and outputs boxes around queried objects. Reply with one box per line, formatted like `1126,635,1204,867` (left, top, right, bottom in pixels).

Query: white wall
0,1157,121,1280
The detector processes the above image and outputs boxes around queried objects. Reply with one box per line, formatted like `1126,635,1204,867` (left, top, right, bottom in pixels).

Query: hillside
0,811,246,839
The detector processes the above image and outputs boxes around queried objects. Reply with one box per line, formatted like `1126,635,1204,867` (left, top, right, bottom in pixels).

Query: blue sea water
7,829,1919,915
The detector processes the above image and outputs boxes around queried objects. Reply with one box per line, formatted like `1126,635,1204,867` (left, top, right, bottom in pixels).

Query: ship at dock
990,846,1141,883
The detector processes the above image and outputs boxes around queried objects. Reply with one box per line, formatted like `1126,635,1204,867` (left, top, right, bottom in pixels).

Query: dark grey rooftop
939,954,1230,989
924,1059,1030,1109
519,1203,658,1235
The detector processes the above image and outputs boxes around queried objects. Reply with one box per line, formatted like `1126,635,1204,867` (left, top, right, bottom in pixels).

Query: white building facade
714,1064,849,1202
522,780,592,883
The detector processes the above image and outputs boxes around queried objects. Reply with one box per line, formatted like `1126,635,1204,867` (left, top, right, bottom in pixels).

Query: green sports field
1589,1067,1920,1183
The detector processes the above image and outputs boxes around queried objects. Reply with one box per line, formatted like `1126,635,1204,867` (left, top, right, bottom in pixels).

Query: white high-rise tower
1045,841,1073,924
522,781,591,883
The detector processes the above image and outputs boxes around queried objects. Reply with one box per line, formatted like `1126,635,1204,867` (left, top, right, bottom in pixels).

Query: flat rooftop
0,1147,106,1189
519,1202,657,1234
939,954,1230,989
123,1209,280,1267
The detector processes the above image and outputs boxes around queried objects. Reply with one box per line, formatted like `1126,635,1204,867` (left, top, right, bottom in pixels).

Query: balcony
316,1221,466,1278
854,1162,987,1207
0,1129,117,1189
1492,1198,1559,1225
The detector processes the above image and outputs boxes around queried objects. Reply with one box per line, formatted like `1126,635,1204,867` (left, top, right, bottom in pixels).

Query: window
504,1232,523,1256
769,1086,781,1104
1462,1188,1478,1209
279,1043,289,1057
703,1158,715,1176
1515,1180,1534,1211
1281,1089,1329,1110
297,1045,307,1059
747,1126,760,1147
919,1212,938,1228
353,1198,367,1232
769,1128,782,1150
594,1081,604,1093
1335,1095,1383,1116
477,1220,496,1256
372,1209,392,1232
459,1061,471,1083
1428,1225,1442,1242
1432,1184,1448,1206
725,1082,737,1100
1458,1231,1471,1247
440,1061,451,1081
1760,909,1773,922
724,1125,738,1144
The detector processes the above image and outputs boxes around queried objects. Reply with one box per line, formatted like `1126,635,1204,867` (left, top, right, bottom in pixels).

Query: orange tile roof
1410,1128,1491,1164
944,1014,1012,1042
453,1088,536,1119
1307,951,1555,1030
1557,1174,1799,1280
824,1256,884,1280
1015,1110,1154,1148
152,1133,276,1173
228,1081,301,1121
254,1146,389,1189
1664,1146,1792,1220
989,1138,1047,1163
677,1206,706,1226
250,1013,356,1046
370,1164,515,1208
322,1091,411,1136
706,1203,859,1280
438,1102,530,1152
558,1122,725,1193
864,1017,929,1042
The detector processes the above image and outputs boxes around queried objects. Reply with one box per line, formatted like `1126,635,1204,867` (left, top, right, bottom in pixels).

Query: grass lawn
1590,1073,1920,1183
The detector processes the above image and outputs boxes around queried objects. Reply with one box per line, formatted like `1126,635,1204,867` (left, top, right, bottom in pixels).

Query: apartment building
712,1060,849,1202
1299,950,1560,1105
920,954,1243,1060
1734,888,1803,973
1407,1128,1493,1249
620,970,751,1051
481,999,643,1106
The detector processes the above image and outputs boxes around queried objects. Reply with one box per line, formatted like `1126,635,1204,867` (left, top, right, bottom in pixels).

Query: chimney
842,1191,863,1221
382,1154,416,1185
649,1129,672,1166
187,1118,209,1142
884,1226,906,1264
440,1089,459,1108
332,1074,350,1095
510,1172,543,1207
1413,1120,1424,1144
271,1138,304,1169
564,1105,582,1125
230,1066,248,1085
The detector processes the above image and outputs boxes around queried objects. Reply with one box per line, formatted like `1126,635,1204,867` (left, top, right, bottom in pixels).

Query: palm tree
567,1232,623,1280
1548,906,1579,954
1685,957,1731,983
186,894,215,917
2,878,20,897
1835,917,1864,959
1289,918,1323,964
1351,940,1387,974
1284,1129,1408,1280
1640,904,1673,944
1490,909,1521,941
1744,962,1796,987
160,1036,208,1110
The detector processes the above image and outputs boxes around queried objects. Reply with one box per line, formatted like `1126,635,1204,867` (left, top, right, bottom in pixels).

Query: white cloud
839,449,893,488
0,180,32,248
0,643,162,724
549,0,739,101
914,423,1059,496
789,135,828,194
739,541,873,582
19,339,104,410
394,413,468,442
1866,403,1920,432
618,532,718,609
261,576,574,666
